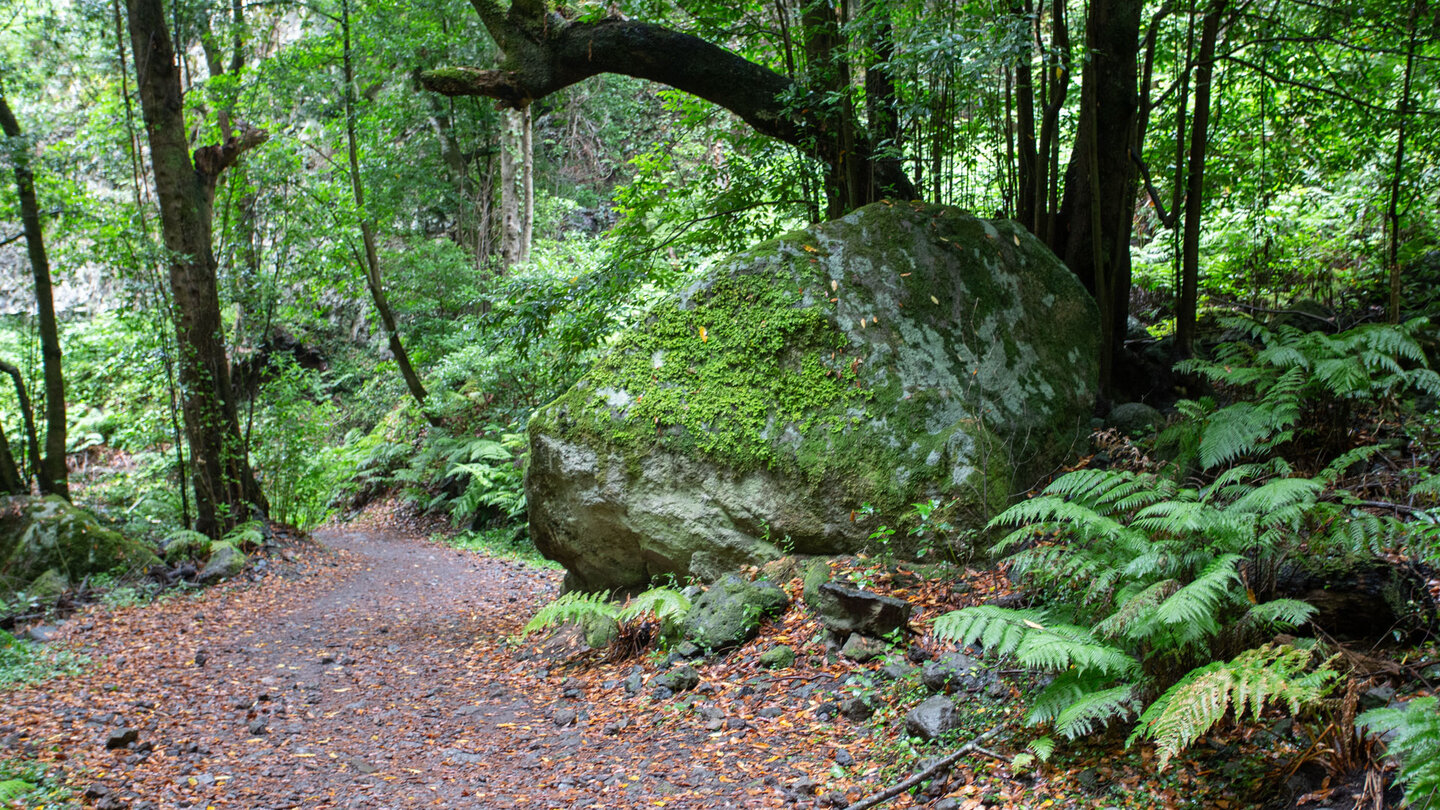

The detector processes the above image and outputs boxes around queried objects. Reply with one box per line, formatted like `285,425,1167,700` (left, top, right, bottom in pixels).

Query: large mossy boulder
0,495,160,594
527,202,1098,591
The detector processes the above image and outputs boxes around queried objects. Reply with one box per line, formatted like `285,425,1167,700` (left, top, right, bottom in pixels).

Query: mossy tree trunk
0,84,68,499
127,0,269,538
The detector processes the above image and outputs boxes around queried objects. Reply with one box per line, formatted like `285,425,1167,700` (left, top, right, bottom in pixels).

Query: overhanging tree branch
419,9,915,206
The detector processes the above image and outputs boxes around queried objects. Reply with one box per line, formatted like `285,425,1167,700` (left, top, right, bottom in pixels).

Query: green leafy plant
1166,317,1440,470
0,778,34,803
0,629,88,686
1359,697,1440,809
522,587,692,648
523,590,616,636
933,464,1344,762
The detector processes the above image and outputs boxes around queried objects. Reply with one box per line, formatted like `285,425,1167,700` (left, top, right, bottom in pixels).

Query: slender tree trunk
1035,0,1070,243
499,107,524,267
520,105,533,262
0,362,43,491
127,0,269,538
0,86,68,498
341,0,437,425
1175,0,1225,356
1012,0,1038,230
0,421,23,496
862,0,902,182
1387,0,1421,324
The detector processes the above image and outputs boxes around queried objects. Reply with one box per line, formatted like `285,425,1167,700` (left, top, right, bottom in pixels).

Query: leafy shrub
1359,697,1440,809
249,358,352,529
933,465,1345,762
1166,317,1440,470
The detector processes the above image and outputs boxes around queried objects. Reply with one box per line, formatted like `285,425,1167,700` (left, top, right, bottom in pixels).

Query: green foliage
616,587,692,637
1359,697,1440,809
0,757,73,806
934,461,1354,760
442,433,526,528
522,590,616,637
0,779,34,803
0,629,87,687
523,587,693,643
1129,644,1337,768
1166,317,1440,470
249,359,349,530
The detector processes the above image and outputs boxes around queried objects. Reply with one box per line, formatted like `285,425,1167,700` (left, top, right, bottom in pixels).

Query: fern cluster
522,587,692,646
934,464,1348,762
1165,317,1439,470
1359,697,1440,809
387,428,528,529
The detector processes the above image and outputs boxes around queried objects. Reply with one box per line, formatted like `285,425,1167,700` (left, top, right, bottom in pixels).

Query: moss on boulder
527,202,1098,591
0,495,160,594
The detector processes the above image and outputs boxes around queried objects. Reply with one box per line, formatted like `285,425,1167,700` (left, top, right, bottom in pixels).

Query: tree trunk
1012,0,1038,230
0,361,43,492
0,86,68,498
1387,0,1421,324
1051,0,1143,392
1175,0,1225,357
520,105,533,261
127,0,269,538
419,0,915,208
1035,0,1070,244
803,0,862,218
0,420,23,496
340,0,437,424
499,107,524,267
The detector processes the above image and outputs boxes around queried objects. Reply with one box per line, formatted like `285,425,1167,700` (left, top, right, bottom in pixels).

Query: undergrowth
935,317,1440,774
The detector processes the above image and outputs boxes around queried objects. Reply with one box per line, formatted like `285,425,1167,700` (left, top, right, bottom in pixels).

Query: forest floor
0,505,1393,809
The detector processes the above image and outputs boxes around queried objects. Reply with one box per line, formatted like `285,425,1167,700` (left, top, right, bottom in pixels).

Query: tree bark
1035,0,1070,244
341,0,437,425
1012,0,1038,230
0,361,43,492
418,0,915,207
127,0,269,538
0,85,68,498
1175,0,1225,357
1050,0,1143,391
1387,0,1421,324
499,107,526,267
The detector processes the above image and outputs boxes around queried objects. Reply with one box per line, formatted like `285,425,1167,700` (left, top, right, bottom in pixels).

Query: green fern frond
523,591,617,637
1410,369,1440,397
1197,402,1283,470
617,587,692,629
932,605,1047,658
1024,736,1055,763
1315,445,1383,485
1151,555,1243,629
1229,477,1322,516
1244,598,1317,631
163,529,211,547
1360,696,1440,810
1094,580,1173,637
223,521,265,548
1313,356,1370,396
1129,644,1331,768
1014,624,1139,679
1414,471,1440,499
1053,683,1143,739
